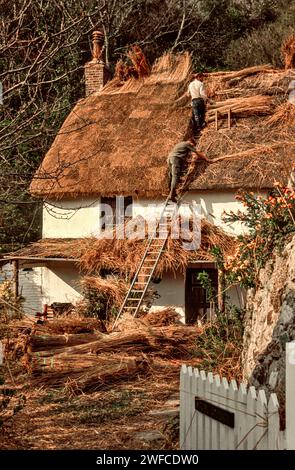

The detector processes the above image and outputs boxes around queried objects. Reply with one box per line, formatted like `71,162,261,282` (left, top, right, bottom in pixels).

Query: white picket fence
180,342,295,450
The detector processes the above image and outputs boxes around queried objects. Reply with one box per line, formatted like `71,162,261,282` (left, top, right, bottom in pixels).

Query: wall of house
148,268,245,322
133,191,267,236
43,190,258,239
42,198,101,238
40,262,82,305
149,270,186,320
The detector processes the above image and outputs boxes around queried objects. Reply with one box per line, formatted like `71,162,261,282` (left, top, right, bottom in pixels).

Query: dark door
185,267,218,324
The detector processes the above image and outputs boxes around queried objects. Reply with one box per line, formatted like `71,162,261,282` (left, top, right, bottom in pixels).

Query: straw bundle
30,332,102,352
81,276,128,308
281,33,295,70
31,355,149,392
206,64,275,80
45,316,104,334
207,95,273,121
265,102,295,127
142,308,181,326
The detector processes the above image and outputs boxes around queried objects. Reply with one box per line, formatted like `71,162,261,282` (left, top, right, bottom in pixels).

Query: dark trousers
167,157,182,199
191,98,206,135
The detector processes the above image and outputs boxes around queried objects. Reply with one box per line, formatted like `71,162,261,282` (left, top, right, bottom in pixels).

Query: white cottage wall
42,198,101,238
41,262,82,305
149,271,186,320
43,191,252,239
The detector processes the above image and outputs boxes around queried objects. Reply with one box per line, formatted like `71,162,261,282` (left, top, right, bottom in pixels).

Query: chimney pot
84,30,110,97
92,30,104,62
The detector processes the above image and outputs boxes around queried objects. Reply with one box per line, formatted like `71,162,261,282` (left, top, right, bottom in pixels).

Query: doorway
185,266,218,324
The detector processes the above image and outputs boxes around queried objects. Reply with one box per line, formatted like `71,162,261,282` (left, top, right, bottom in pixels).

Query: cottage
4,33,295,322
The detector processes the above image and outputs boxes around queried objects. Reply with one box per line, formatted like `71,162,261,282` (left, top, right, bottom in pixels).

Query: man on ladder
167,137,209,202
187,72,212,137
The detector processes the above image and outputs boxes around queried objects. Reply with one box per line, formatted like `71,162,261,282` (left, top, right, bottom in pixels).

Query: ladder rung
124,306,137,309
126,298,141,302
131,290,144,293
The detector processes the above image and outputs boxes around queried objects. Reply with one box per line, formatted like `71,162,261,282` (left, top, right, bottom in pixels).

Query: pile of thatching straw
6,314,200,392
265,102,295,128
81,276,128,308
78,216,235,278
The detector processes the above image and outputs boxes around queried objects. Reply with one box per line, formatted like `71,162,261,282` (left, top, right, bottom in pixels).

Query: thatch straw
78,216,236,277
30,53,294,199
141,308,181,327
281,33,295,69
265,102,295,127
81,275,128,307
207,95,273,120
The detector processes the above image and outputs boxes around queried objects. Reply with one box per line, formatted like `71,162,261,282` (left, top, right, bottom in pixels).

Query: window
100,196,132,231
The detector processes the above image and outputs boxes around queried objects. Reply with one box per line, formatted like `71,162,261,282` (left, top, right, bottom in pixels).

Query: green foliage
194,305,244,379
225,1,295,69
197,271,217,303
0,281,24,321
79,287,117,324
223,186,295,288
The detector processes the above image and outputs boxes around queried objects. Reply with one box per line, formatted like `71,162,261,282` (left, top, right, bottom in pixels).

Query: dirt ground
0,357,196,450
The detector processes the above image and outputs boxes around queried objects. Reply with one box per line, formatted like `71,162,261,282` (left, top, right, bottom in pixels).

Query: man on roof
187,73,210,136
167,137,209,202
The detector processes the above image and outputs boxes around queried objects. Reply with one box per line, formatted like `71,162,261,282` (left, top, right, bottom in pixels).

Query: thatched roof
6,217,236,276
31,54,191,199
5,238,83,261
30,55,295,199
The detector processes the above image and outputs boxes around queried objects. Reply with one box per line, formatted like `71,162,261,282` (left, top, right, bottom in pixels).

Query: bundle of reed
142,308,181,327
81,276,128,308
281,33,295,70
207,95,273,121
45,316,103,334
30,332,103,352
29,325,200,362
29,331,150,358
206,65,276,80
127,45,151,78
30,355,149,392
265,102,295,127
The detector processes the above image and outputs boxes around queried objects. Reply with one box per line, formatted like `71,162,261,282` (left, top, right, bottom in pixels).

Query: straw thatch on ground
30,53,295,199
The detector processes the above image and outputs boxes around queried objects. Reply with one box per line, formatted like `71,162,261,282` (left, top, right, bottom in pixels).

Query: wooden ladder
112,197,178,329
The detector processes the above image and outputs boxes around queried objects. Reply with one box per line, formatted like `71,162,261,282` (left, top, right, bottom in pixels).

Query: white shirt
188,79,207,101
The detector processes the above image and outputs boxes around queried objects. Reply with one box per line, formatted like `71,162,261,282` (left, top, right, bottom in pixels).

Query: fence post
286,341,295,450
0,341,3,365
179,364,187,450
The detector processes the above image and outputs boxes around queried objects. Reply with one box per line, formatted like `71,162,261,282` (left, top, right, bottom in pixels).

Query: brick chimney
85,31,109,97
